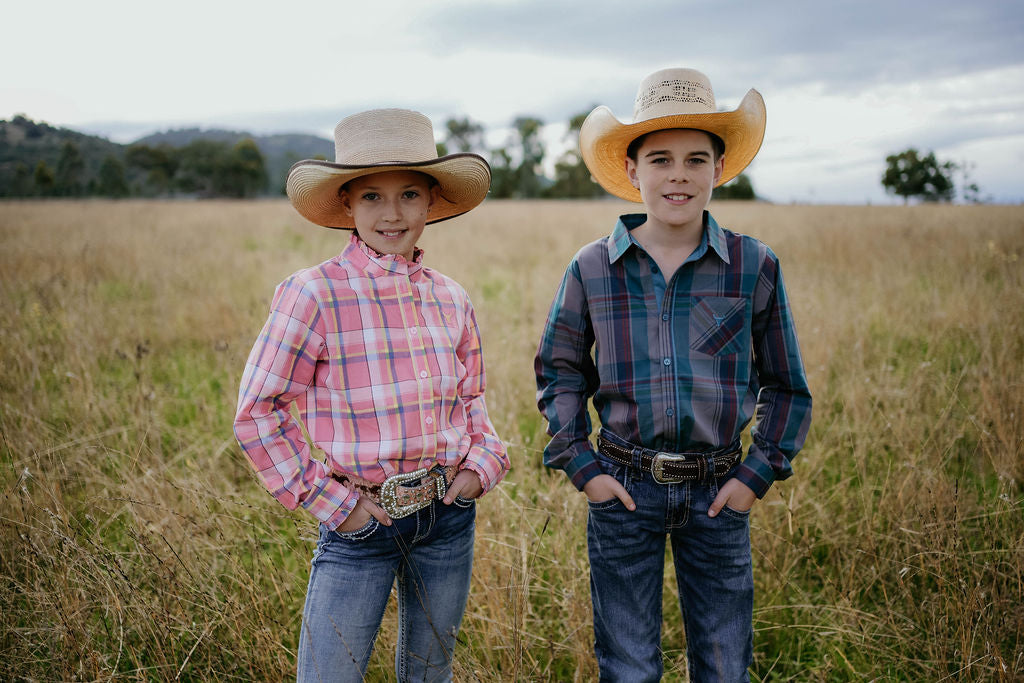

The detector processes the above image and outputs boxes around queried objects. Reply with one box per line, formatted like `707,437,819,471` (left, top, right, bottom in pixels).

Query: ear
625,157,640,189
427,182,441,209
339,186,354,217
713,155,725,186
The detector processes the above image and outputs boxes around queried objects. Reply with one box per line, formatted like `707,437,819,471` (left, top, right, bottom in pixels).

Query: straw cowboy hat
580,68,766,202
286,109,491,229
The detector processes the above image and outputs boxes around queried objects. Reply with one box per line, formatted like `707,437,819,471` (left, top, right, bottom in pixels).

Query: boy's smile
626,129,724,236
340,170,440,262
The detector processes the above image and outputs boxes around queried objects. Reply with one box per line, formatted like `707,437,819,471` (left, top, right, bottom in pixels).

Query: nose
383,197,402,222
668,161,688,183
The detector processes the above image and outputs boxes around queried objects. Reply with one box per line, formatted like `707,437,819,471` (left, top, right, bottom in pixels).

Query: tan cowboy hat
286,109,491,229
580,68,766,202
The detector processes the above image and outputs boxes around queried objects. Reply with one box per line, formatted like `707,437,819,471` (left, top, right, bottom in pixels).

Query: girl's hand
337,495,392,532
443,469,483,504
583,474,636,510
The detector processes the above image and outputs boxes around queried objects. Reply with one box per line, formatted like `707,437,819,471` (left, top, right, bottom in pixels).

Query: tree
881,148,955,203
512,116,545,198
488,147,517,198
956,159,983,204
543,110,605,199
97,155,129,197
488,117,547,199
713,173,756,200
55,141,85,196
444,117,485,154
224,138,268,197
176,139,228,196
34,160,55,196
10,162,32,197
126,144,179,195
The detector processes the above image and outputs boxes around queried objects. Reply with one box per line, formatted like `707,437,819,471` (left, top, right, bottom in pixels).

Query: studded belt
331,464,459,518
597,433,740,484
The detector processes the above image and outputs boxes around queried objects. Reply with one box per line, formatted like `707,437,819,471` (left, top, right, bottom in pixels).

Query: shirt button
651,265,659,273
662,314,669,321
419,370,428,379
425,417,433,425
666,409,674,417
409,327,418,335
663,358,671,366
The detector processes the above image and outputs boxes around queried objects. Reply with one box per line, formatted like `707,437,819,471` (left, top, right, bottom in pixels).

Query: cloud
422,0,1024,92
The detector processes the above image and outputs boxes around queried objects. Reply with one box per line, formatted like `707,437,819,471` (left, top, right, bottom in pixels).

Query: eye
402,190,421,200
361,191,380,201
650,156,669,165
688,157,707,165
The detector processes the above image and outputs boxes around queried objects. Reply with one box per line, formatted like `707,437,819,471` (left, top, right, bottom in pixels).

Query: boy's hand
708,478,756,517
583,474,636,511
443,469,483,504
337,495,392,532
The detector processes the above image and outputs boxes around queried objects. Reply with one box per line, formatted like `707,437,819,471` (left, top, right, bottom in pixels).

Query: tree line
3,138,267,199
1,113,763,200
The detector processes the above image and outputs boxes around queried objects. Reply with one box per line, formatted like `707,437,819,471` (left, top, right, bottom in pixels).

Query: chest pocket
689,296,749,356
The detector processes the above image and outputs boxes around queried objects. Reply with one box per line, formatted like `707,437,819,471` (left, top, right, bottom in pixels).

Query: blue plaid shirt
535,212,812,498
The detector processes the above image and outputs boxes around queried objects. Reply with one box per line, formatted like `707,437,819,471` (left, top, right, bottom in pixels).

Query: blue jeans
296,496,476,683
587,432,753,682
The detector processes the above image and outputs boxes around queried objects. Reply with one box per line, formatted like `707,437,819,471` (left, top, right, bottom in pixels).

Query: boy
535,68,812,681
234,109,509,682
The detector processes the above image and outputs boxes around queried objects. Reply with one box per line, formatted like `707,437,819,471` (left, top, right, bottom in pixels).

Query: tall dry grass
1,199,1021,681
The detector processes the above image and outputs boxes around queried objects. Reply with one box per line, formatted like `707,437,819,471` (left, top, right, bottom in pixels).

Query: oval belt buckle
650,453,688,484
379,467,431,518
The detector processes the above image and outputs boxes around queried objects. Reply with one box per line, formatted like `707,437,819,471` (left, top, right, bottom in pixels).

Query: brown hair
626,129,725,162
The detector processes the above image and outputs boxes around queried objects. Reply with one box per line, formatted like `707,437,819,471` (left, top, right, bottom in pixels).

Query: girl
234,109,509,682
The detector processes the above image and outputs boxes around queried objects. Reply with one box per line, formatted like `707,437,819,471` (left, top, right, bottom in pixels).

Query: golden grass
1,198,1022,681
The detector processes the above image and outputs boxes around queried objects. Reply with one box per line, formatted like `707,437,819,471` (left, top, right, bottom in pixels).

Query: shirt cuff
563,447,602,491
735,440,792,499
733,460,774,499
303,476,359,531
460,447,509,494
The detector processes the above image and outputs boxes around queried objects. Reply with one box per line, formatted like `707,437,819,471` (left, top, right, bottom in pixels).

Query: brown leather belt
331,464,458,518
597,433,740,484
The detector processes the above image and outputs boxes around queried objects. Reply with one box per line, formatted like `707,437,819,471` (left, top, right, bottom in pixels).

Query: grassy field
1,198,1022,681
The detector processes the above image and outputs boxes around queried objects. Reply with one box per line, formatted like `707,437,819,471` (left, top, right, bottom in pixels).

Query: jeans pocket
587,497,622,511
331,517,380,541
720,504,752,520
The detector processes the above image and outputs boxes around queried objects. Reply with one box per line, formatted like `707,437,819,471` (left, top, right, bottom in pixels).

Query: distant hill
134,129,334,194
0,115,141,195
0,115,334,197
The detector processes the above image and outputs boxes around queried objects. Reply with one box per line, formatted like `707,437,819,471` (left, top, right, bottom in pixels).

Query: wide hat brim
580,88,766,202
286,154,491,229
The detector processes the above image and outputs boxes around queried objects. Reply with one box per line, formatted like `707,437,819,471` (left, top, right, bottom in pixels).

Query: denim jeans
587,432,753,682
296,496,476,683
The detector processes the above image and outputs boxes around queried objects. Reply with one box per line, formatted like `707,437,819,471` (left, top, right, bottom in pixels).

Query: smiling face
625,128,724,235
339,170,440,261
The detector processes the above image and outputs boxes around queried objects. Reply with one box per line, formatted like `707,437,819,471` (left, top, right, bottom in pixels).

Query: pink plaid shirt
234,233,509,529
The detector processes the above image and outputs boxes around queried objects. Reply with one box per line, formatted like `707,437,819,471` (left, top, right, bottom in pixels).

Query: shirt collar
705,213,731,264
340,231,425,276
607,211,730,265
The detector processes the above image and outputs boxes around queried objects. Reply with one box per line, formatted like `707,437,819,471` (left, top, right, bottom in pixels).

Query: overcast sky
3,0,1022,204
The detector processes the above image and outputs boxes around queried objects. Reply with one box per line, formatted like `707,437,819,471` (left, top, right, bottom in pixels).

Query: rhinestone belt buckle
378,468,430,518
650,452,690,484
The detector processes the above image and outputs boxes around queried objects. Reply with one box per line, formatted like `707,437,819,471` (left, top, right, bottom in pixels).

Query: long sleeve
734,253,813,497
455,299,510,492
233,276,357,529
535,258,602,490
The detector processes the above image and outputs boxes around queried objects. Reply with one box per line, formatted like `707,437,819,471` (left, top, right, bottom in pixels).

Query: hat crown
632,68,717,123
333,109,439,166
